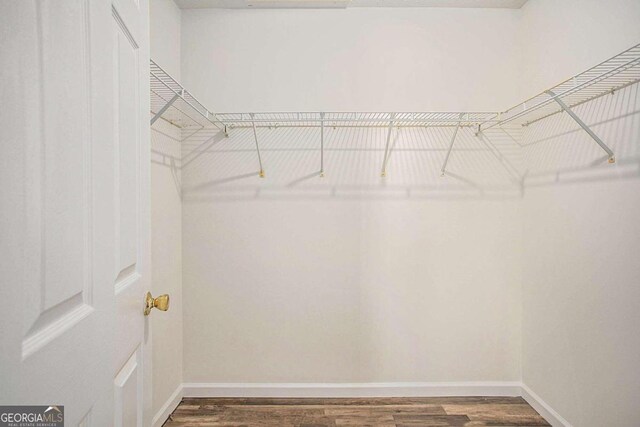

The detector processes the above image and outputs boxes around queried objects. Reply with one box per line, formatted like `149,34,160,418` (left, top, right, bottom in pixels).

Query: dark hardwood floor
163,397,551,426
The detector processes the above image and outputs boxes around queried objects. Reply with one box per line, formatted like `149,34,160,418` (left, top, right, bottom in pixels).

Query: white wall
151,0,182,78
150,0,183,421
519,1,640,426
181,8,522,112
182,197,522,383
180,7,524,385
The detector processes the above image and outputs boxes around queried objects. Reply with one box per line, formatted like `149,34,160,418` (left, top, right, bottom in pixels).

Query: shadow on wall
151,117,183,199
170,83,639,202
521,83,640,188
179,123,525,201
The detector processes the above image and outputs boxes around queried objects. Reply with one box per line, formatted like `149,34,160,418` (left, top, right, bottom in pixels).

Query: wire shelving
150,60,221,130
486,43,640,129
150,42,640,169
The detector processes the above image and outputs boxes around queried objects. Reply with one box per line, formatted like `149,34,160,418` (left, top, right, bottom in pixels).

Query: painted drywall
519,1,640,426
182,196,523,383
181,8,522,112
150,0,183,420
151,0,182,79
180,7,524,384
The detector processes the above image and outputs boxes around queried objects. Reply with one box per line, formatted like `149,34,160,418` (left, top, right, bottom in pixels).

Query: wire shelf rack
214,112,498,129
150,60,221,130
150,43,640,133
486,43,640,128
150,43,640,168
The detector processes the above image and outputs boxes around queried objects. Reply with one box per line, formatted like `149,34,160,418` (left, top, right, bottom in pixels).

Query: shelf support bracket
251,113,265,177
546,90,615,163
320,112,325,177
440,113,464,176
381,113,396,177
150,93,180,125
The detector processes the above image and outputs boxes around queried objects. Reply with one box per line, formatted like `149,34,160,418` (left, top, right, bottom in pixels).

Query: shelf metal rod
320,112,325,177
440,113,464,176
546,90,615,163
251,113,265,177
216,117,484,124
150,93,180,125
380,113,396,177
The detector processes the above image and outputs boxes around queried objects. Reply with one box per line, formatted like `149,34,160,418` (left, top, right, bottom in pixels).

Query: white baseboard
521,383,572,427
152,384,183,427
181,381,522,398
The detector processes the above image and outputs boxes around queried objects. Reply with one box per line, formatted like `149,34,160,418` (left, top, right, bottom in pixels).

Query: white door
0,0,151,425
112,0,152,425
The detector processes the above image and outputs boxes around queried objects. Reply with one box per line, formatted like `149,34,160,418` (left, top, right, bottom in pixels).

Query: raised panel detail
114,348,142,427
113,8,140,291
22,0,93,359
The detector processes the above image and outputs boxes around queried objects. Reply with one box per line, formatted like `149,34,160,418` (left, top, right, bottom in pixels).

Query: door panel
114,6,141,292
114,348,143,427
21,0,94,361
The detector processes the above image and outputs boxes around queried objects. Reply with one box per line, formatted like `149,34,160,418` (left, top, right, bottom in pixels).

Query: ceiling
174,0,529,9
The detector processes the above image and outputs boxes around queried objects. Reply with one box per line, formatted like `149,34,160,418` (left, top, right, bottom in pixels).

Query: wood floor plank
442,404,551,426
324,406,446,416
165,397,550,427
333,415,395,425
393,414,471,426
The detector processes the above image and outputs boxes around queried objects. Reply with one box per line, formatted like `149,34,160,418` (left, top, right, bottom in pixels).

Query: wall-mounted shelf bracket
380,113,396,177
251,113,265,177
150,93,181,125
440,113,464,176
546,90,615,163
320,112,325,177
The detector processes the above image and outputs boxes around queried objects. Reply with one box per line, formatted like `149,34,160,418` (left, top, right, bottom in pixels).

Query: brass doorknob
144,292,170,316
